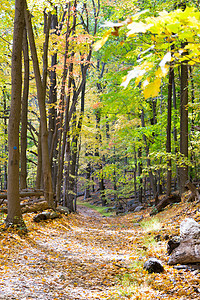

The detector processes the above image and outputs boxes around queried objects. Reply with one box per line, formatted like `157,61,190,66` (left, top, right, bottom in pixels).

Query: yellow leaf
127,22,152,36
155,66,169,78
93,29,112,51
143,78,161,99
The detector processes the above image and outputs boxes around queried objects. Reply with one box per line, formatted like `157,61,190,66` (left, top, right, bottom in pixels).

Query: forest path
0,205,141,300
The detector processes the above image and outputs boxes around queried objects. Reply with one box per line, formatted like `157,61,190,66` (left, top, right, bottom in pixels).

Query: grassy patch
140,217,161,233
77,201,114,217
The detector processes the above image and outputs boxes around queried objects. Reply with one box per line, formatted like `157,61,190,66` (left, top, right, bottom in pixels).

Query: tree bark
0,191,44,199
20,27,29,190
48,11,58,191
24,3,54,208
138,146,143,203
186,180,200,202
172,68,178,190
141,109,157,198
2,88,8,190
179,52,188,194
166,65,173,196
55,3,72,206
6,0,25,228
150,193,181,216
35,125,42,189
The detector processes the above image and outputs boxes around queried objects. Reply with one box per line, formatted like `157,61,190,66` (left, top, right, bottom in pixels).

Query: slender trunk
172,68,178,190
95,60,106,206
95,109,106,205
141,109,157,198
2,89,8,190
179,59,188,194
36,125,42,189
64,80,86,211
20,27,29,189
166,65,173,196
6,0,25,227
138,146,143,203
25,4,54,208
189,66,196,181
84,162,91,199
48,12,58,190
133,147,137,202
55,3,71,205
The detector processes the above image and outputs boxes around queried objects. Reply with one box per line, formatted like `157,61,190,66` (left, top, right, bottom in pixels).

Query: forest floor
0,195,200,299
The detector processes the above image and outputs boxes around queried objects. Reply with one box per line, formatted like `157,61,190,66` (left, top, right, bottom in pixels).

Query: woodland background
0,0,200,226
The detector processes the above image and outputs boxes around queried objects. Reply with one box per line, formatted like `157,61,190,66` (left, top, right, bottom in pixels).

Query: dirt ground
0,201,200,300
0,205,140,299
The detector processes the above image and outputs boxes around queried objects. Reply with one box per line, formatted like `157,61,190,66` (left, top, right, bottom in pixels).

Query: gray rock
127,200,140,211
134,205,144,212
33,212,50,222
168,219,200,265
127,199,136,206
49,212,60,219
180,218,200,240
33,211,60,222
57,206,70,215
144,258,164,273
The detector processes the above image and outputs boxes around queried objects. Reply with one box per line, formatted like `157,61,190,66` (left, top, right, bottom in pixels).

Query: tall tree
5,0,25,228
179,58,188,194
20,27,29,190
24,2,54,208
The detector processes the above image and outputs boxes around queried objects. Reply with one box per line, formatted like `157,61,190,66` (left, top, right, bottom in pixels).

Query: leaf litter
0,199,200,299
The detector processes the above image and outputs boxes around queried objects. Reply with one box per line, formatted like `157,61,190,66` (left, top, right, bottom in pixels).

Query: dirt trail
0,206,139,300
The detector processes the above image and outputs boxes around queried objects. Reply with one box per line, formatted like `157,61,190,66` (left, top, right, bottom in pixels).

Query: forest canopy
0,0,200,226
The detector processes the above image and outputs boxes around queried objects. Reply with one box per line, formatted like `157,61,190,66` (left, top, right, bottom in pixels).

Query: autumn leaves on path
1,201,200,299
0,206,139,299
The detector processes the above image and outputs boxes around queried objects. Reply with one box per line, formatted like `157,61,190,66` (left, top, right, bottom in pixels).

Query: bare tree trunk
20,27,29,190
138,146,143,203
172,68,178,190
35,125,42,189
25,4,54,208
55,3,72,206
179,58,188,194
65,80,86,210
6,0,25,228
48,11,58,192
189,66,196,181
166,65,173,196
141,109,157,198
2,88,8,190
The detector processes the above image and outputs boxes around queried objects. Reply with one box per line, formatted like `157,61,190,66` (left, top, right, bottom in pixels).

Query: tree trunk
185,180,200,202
48,12,58,192
24,4,54,208
138,146,143,203
55,3,72,206
179,58,188,194
166,65,173,196
150,193,181,216
35,125,42,189
20,27,29,190
172,68,178,190
189,66,196,181
141,109,157,198
6,0,25,228
2,88,8,190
